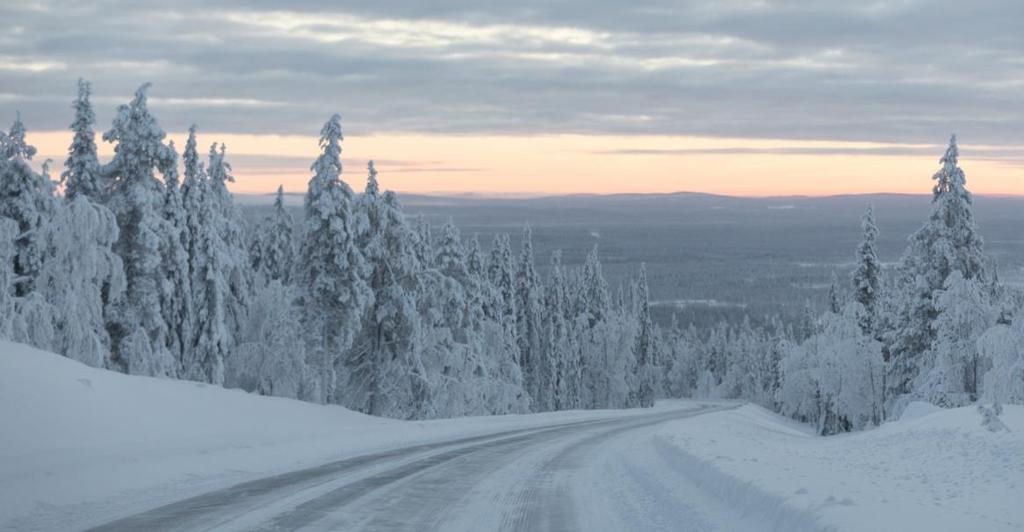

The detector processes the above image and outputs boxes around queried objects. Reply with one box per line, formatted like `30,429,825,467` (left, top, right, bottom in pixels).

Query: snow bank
898,400,943,422
0,341,676,531
657,403,1024,531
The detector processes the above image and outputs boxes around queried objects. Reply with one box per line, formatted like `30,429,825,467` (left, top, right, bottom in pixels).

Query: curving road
88,404,737,532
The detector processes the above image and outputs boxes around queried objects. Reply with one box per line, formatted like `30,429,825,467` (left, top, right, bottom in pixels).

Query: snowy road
86,404,737,532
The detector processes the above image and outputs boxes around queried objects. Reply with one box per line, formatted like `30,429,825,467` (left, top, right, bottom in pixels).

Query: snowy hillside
0,341,675,531
656,403,1024,531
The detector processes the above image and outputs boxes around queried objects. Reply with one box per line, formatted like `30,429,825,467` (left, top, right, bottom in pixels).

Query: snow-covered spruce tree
816,306,886,434
487,232,520,369
488,233,517,326
852,206,882,337
229,280,310,400
664,316,701,398
576,251,638,409
250,185,295,284
422,218,493,417
35,195,125,368
413,215,434,267
515,225,545,407
295,114,372,404
538,250,570,411
346,163,429,417
0,114,53,298
62,79,104,201
101,84,177,376
471,234,528,414
184,163,233,384
633,263,659,408
159,142,193,369
887,135,992,407
917,271,995,406
206,142,250,337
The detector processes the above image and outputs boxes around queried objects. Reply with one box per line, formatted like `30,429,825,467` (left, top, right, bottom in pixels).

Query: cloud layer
3,1,1023,145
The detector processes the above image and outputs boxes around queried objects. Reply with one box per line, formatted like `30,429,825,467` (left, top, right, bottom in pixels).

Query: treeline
0,81,661,419
658,136,1024,434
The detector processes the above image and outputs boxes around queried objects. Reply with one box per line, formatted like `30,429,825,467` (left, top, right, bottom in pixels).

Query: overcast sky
3,1,1024,195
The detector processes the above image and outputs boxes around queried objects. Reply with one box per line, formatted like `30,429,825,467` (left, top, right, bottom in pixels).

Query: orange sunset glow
27,131,1024,197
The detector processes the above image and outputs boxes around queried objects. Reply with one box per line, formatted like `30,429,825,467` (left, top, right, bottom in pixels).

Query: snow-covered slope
656,403,1024,531
0,341,669,531
4,340,1021,531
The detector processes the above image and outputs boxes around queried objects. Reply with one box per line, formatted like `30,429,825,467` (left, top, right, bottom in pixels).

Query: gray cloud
2,0,1024,146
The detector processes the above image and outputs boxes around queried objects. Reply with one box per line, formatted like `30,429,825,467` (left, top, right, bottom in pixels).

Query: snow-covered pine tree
413,216,434,267
540,250,571,411
101,84,177,376
852,205,882,337
888,135,992,405
515,225,544,407
159,142,193,369
250,185,295,284
575,245,614,408
62,79,104,201
468,233,528,414
633,263,659,408
295,114,372,404
345,162,429,417
184,164,233,384
488,233,519,363
0,114,53,297
827,271,842,314
370,189,430,417
205,142,249,342
229,280,310,400
36,195,125,368
918,271,995,406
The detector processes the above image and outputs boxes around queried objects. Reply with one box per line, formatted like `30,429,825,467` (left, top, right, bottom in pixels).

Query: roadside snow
4,340,1021,532
0,341,678,531
657,403,1024,531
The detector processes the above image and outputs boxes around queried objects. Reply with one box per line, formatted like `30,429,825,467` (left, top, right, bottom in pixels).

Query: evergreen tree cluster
2,84,1020,428
0,82,661,419
658,135,1024,434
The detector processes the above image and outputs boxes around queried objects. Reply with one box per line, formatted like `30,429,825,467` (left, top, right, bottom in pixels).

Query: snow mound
658,403,1024,531
897,400,944,422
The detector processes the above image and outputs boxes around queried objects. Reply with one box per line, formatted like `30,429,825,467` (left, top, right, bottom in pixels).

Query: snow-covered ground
0,341,679,531
3,340,1022,531
655,403,1024,531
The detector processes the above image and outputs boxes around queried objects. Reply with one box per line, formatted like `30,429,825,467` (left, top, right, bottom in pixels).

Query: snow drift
657,403,1024,531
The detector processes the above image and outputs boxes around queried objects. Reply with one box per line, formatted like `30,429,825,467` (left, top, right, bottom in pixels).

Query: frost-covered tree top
1,112,37,161
309,114,346,197
274,184,286,210
62,79,102,201
905,134,988,285
436,218,468,279
207,143,234,202
183,125,201,190
852,205,882,335
0,115,53,295
102,84,175,192
365,160,379,198
933,135,967,200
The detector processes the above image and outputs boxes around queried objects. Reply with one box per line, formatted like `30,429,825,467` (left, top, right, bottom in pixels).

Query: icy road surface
87,405,740,532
